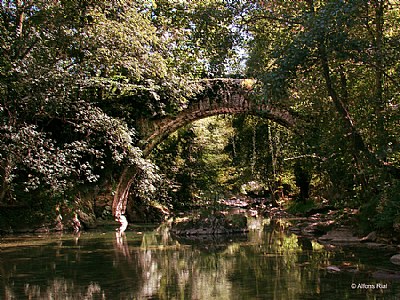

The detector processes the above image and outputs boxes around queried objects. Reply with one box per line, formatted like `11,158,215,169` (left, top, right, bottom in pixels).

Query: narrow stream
0,218,399,299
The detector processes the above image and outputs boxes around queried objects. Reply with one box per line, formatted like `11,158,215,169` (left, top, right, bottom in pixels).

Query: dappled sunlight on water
0,219,399,299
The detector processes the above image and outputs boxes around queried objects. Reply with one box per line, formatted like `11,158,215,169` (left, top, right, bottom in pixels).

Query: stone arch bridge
113,78,297,216
137,78,296,157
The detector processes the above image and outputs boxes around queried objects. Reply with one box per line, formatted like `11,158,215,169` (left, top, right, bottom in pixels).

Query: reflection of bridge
137,78,296,156
113,78,296,216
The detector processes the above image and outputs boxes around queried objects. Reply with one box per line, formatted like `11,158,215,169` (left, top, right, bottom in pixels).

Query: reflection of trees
1,224,397,299
135,242,236,299
0,233,145,299
0,225,340,299
225,222,336,300
131,225,240,299
23,279,103,300
113,231,131,262
134,226,400,299
132,221,334,300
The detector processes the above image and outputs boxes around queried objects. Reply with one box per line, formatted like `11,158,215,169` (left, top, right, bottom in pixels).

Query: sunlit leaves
246,0,400,215
0,0,171,202
84,5,167,81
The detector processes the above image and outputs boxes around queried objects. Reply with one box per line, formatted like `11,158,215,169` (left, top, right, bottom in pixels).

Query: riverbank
264,203,399,252
1,195,399,253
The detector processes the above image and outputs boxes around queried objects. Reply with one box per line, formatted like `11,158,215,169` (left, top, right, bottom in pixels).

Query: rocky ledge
170,212,248,236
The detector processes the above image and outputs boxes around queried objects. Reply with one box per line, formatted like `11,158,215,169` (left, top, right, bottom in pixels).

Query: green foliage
151,0,247,77
285,199,317,216
0,0,196,209
1,0,400,233
152,114,301,208
151,116,235,209
246,1,400,210
147,0,400,232
227,115,297,199
357,178,400,232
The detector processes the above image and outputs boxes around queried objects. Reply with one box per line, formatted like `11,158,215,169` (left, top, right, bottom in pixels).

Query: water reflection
114,231,131,261
23,280,104,300
0,218,399,299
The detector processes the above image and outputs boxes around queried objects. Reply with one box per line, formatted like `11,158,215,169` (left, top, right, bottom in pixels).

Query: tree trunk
112,166,136,217
16,0,25,37
0,158,11,204
318,44,400,178
373,0,387,157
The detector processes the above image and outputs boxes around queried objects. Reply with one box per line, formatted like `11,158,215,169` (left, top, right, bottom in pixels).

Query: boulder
301,220,335,236
326,265,341,273
126,197,169,223
390,254,400,265
373,270,400,281
360,231,377,243
171,213,248,236
77,211,97,229
318,228,360,244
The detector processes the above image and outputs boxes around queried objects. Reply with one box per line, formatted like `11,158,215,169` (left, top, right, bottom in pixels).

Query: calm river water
1,218,399,299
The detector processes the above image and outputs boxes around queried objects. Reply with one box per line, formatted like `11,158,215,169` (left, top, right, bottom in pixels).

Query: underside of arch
112,78,297,217
139,105,295,157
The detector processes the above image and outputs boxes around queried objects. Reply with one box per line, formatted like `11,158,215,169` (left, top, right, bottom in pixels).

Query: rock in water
171,213,248,236
360,231,377,242
390,254,400,265
326,265,341,273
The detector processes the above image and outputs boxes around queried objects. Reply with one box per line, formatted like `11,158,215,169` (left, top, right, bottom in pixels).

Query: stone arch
112,78,297,216
137,78,296,156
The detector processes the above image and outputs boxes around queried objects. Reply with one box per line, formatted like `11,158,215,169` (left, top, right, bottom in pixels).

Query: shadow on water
0,218,400,299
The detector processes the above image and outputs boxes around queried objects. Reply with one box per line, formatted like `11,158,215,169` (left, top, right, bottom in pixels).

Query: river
0,217,399,299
